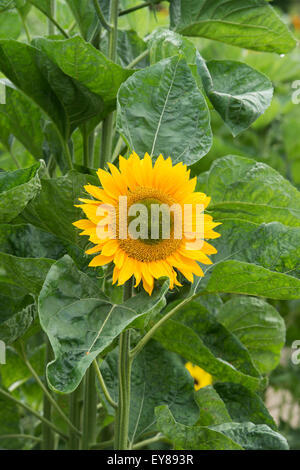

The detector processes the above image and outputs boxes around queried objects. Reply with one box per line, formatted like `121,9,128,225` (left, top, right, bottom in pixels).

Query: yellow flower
73,152,220,295
185,362,213,391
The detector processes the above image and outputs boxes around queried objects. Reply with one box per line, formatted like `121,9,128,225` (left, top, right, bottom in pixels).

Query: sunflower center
117,187,183,262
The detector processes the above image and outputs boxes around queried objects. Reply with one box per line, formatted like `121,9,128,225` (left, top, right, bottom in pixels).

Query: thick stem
114,278,133,450
69,383,82,450
42,337,54,450
0,387,68,440
99,0,119,168
93,359,117,409
93,0,111,31
81,365,97,450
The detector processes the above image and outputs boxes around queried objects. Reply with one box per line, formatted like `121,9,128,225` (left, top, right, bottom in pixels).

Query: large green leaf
0,162,42,224
19,170,98,248
199,60,273,137
216,297,285,374
34,36,133,112
197,219,300,300
0,302,35,344
214,382,276,430
153,301,264,392
204,155,300,226
101,340,199,443
117,56,212,165
0,10,22,40
170,0,296,54
38,256,168,393
156,405,242,450
194,386,232,426
0,81,52,161
156,406,288,450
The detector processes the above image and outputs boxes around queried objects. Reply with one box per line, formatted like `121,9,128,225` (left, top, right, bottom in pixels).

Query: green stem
93,359,117,409
119,0,161,17
0,434,42,443
90,439,114,450
21,345,81,438
130,292,207,360
82,124,89,167
126,49,149,69
93,0,111,31
99,0,119,168
69,383,82,450
132,433,164,450
42,337,54,450
48,0,56,35
19,11,31,42
81,365,97,450
0,387,68,440
114,278,133,450
9,148,21,169
63,140,74,169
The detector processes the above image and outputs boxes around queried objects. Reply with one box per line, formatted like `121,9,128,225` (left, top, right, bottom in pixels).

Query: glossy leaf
38,256,168,393
0,162,42,224
214,382,276,430
153,302,264,392
170,0,296,54
117,56,212,165
199,60,273,136
216,297,285,374
156,406,288,450
204,155,300,226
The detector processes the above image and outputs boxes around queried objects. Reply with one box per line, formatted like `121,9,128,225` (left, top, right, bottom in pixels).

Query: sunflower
185,362,213,391
73,152,220,295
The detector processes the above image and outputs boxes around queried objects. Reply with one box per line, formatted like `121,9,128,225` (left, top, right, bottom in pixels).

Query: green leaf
199,60,273,137
153,302,264,392
0,252,54,297
148,28,198,65
0,162,42,224
194,386,232,426
204,155,300,226
38,256,168,393
214,382,276,430
101,340,199,443
0,303,35,344
0,10,22,40
0,40,66,136
206,260,300,300
199,218,300,300
101,29,149,69
65,0,100,41
156,406,288,450
19,170,98,248
0,81,54,162
155,405,243,450
209,422,288,450
170,0,296,54
216,297,285,374
117,56,212,165
34,36,133,113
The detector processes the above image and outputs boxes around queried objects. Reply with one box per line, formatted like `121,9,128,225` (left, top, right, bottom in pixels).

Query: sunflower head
185,362,213,390
73,152,220,295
